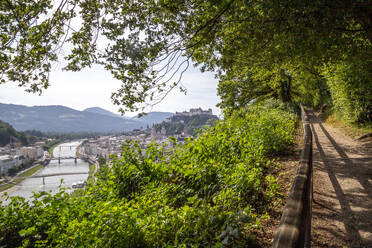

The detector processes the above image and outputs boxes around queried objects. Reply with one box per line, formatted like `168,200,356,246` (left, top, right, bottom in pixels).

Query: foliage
6,160,36,177
24,130,45,138
45,139,61,154
323,60,372,123
0,120,36,147
97,156,106,166
153,114,218,136
0,0,74,92
7,166,18,176
292,69,331,109
0,101,296,247
217,65,298,111
1,1,370,115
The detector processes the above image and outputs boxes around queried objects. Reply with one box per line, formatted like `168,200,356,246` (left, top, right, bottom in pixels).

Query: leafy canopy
1,0,370,113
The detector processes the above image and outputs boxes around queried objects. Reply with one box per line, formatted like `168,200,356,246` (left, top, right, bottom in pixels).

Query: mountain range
0,103,173,133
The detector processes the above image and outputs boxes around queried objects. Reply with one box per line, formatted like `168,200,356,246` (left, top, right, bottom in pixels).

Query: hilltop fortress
164,108,216,123
150,108,218,137
175,108,213,117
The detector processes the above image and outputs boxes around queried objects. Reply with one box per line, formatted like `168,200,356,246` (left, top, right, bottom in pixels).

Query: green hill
0,120,33,147
153,114,218,136
0,103,173,133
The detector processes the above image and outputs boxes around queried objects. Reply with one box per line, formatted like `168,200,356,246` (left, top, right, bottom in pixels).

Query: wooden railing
272,104,313,247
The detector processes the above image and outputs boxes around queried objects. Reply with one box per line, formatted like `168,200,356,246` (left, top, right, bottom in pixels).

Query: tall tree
1,0,371,113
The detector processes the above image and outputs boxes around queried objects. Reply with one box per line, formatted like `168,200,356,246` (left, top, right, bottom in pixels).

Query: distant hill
83,107,124,119
0,120,33,146
132,112,174,126
0,103,174,133
0,103,139,133
83,108,174,125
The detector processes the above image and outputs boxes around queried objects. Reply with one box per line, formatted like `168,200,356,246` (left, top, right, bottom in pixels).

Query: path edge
272,105,313,248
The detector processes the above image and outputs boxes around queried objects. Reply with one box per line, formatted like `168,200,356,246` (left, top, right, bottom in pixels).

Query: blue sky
0,64,221,117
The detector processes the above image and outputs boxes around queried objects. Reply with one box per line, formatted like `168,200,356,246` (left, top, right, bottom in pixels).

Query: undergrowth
0,99,297,247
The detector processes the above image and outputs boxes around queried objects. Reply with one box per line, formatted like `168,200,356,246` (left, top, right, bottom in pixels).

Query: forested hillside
153,114,218,135
0,103,141,133
0,120,35,147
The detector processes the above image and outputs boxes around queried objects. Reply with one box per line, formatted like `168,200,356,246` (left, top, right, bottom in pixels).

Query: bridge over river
51,157,77,160
51,156,79,164
6,172,89,186
27,172,89,185
1,141,90,201
53,144,81,163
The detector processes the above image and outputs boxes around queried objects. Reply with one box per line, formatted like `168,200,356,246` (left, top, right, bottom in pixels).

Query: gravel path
310,112,372,247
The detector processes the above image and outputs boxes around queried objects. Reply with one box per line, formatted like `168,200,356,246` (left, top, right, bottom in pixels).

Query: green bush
7,166,19,176
0,100,297,247
324,60,372,123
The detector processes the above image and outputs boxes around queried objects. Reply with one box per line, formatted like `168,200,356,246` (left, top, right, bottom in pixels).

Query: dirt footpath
310,113,372,248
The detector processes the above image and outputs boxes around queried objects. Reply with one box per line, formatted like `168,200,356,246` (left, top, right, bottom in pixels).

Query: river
1,141,89,202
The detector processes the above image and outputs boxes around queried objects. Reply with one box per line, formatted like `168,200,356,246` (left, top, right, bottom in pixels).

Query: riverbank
0,164,43,192
88,163,95,181
71,163,96,197
76,146,81,157
48,143,59,158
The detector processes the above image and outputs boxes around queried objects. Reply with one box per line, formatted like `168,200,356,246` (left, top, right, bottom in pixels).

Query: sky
0,64,221,117
0,3,222,118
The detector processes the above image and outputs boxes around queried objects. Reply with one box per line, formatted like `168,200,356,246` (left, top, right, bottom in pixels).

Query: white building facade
0,155,19,175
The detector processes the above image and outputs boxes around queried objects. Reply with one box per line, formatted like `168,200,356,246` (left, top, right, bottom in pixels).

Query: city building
0,155,19,175
21,147,43,160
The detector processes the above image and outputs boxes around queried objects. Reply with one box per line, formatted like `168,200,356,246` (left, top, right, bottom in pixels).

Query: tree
1,0,371,115
98,156,106,166
0,120,32,146
0,0,75,92
7,166,19,176
323,59,372,123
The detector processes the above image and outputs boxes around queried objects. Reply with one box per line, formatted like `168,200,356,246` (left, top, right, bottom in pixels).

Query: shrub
324,60,372,123
0,100,297,247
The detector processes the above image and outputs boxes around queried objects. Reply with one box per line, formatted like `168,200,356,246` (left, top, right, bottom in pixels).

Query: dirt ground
310,112,372,248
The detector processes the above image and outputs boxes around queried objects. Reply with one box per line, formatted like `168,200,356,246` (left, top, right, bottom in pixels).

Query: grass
0,165,43,192
48,142,61,159
49,145,56,158
0,183,14,192
76,146,81,157
89,163,96,174
325,113,372,139
17,165,43,178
